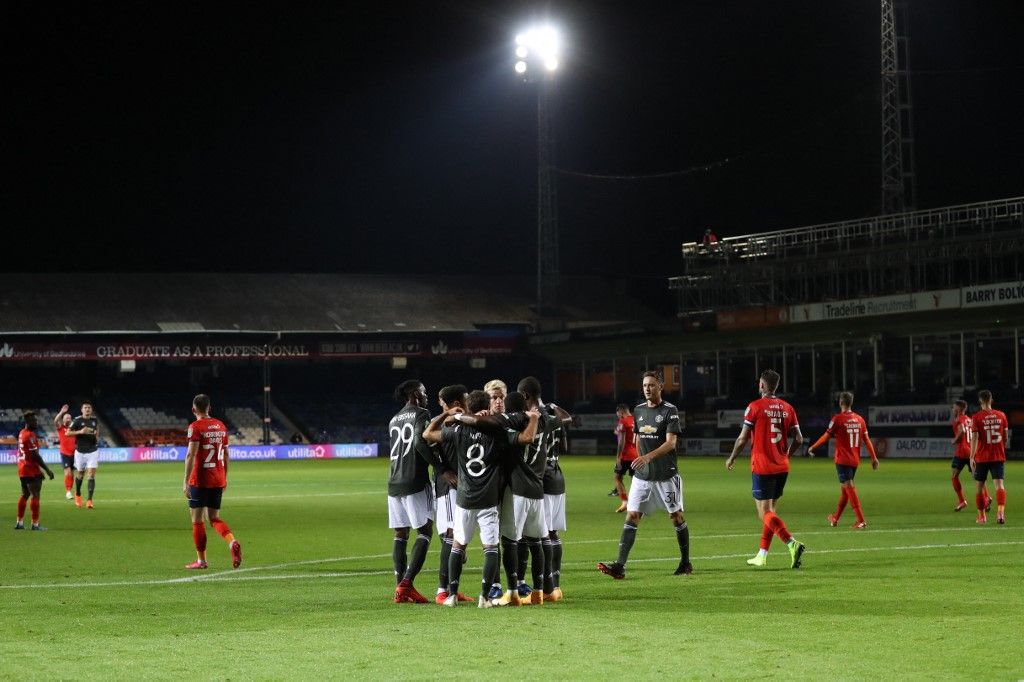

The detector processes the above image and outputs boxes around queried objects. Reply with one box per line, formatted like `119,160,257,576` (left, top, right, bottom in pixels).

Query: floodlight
515,60,527,74
516,45,528,58
544,58,558,72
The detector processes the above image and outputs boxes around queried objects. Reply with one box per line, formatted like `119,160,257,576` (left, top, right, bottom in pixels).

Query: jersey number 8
466,443,487,477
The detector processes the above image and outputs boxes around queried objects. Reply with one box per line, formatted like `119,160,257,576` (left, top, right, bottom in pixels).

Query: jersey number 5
770,418,783,444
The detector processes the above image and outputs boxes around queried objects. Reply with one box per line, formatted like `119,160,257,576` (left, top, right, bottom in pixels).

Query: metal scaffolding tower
881,0,917,214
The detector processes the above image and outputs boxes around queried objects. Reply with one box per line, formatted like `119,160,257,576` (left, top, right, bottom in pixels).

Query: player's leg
599,477,649,578
387,493,412,586
840,467,865,528
443,506,475,605
28,477,44,530
951,458,968,510
497,489,519,603
73,452,84,506
993,462,1006,524
973,465,989,523
758,475,804,568
15,478,30,529
395,486,433,602
545,493,565,597
62,455,75,499
435,492,454,600
186,501,208,569
478,508,500,608
829,466,850,525
84,463,97,508
205,489,240,569
614,466,627,511
660,476,691,575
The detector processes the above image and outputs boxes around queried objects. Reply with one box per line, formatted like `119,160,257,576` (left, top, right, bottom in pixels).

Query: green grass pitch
2,457,1021,680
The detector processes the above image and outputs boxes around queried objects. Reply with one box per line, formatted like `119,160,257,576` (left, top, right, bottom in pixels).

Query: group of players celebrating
386,376,570,607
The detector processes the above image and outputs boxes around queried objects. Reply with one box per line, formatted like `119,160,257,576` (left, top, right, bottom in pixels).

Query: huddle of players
386,376,568,607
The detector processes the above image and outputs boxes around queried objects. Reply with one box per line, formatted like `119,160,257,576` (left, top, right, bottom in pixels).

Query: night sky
6,1,1023,280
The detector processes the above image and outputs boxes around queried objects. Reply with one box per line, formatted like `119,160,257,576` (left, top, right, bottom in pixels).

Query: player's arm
807,431,830,458
631,432,677,471
951,422,965,445
422,409,458,444
413,413,444,468
223,445,229,481
614,425,625,466
969,420,979,470
515,409,541,445
53,404,69,428
725,425,751,470
786,425,803,458
864,432,879,470
549,403,573,425
29,448,54,480
183,441,199,496
450,412,508,437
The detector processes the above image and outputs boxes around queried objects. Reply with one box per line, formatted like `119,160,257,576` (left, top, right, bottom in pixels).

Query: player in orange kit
612,404,637,512
15,412,55,530
969,390,1008,525
182,394,242,569
950,399,989,512
53,404,76,500
807,392,879,529
725,370,806,568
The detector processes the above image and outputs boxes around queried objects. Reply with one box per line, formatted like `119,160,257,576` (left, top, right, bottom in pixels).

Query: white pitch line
3,539,1020,590
64,490,378,504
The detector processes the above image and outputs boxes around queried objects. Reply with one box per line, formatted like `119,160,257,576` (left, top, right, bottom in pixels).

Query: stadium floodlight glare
514,23,562,76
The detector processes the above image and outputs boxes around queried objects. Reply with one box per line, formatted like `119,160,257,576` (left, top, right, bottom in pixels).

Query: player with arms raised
183,394,242,569
807,391,879,529
15,412,55,530
598,371,692,580
726,370,806,568
53,404,76,500
970,390,1008,524
387,380,444,604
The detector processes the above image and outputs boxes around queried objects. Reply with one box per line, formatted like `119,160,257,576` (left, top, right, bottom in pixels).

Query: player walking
387,380,444,604
425,390,538,608
725,370,806,568
970,390,1008,524
53,404,76,499
612,404,638,513
15,412,55,530
950,400,989,512
598,371,692,580
67,402,100,508
182,394,242,569
807,392,879,529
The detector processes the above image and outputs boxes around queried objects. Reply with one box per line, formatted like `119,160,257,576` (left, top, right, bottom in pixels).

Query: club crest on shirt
655,415,664,423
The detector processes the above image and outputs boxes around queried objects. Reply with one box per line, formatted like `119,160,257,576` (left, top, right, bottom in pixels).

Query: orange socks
211,518,235,543
759,524,773,551
192,522,208,555
847,486,864,523
763,511,792,543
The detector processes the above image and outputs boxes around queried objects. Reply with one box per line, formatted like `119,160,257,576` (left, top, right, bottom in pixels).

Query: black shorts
836,464,858,484
950,457,971,473
187,486,224,509
614,461,636,477
973,461,1006,482
19,475,44,496
61,454,76,470
752,472,788,501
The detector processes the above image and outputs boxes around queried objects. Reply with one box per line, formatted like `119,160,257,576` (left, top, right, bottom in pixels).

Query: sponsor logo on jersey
639,425,658,434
